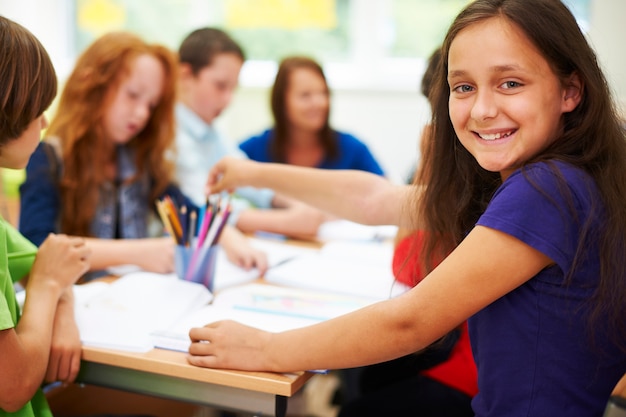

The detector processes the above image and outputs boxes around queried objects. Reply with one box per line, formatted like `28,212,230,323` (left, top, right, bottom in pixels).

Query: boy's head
0,16,56,148
178,28,245,125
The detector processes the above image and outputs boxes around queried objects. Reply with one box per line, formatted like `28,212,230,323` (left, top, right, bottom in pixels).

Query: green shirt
1,216,52,417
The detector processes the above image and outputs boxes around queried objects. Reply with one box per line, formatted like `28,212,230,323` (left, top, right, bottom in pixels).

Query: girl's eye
501,81,521,89
453,84,474,93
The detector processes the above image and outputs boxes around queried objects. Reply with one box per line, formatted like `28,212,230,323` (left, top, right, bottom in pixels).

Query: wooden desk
73,238,324,416
78,344,313,416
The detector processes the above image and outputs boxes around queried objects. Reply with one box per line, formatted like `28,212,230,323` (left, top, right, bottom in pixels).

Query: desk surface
77,270,315,416
74,238,332,415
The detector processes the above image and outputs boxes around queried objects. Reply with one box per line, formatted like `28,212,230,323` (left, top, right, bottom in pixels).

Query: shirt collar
176,103,217,143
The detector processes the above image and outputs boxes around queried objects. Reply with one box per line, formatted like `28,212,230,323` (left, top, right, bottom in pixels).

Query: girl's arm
84,237,175,274
187,226,551,372
235,200,332,239
0,234,89,412
206,157,415,228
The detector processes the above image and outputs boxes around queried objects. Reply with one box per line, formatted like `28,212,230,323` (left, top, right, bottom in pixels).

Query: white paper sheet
151,283,379,353
74,272,212,352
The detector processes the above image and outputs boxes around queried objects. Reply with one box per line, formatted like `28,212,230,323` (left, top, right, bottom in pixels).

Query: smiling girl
190,0,626,415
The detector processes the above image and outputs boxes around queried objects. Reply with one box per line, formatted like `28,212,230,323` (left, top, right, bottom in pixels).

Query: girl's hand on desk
132,237,176,274
187,320,273,371
46,288,81,383
31,234,91,290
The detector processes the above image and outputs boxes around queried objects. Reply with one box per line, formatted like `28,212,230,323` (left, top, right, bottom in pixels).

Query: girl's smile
474,129,516,142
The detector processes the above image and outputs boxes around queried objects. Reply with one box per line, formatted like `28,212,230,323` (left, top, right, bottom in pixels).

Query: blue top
239,128,385,175
19,141,194,247
471,161,626,417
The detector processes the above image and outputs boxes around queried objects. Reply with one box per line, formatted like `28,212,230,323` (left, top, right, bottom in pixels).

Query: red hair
46,32,178,236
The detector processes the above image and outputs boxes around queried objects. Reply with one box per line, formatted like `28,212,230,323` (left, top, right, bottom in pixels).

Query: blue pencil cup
174,244,219,293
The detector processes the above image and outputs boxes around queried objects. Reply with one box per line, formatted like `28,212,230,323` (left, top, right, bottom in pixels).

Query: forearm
1,280,62,409
55,287,76,326
248,164,411,226
263,296,442,373
17,279,62,357
235,209,320,238
84,238,150,270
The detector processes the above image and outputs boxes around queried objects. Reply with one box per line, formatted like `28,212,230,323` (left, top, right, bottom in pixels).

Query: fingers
187,354,219,368
44,353,60,383
44,350,81,383
189,325,214,343
234,251,268,273
205,157,239,197
188,327,220,368
253,252,269,276
205,167,224,196
236,255,254,271
66,352,81,382
53,351,71,382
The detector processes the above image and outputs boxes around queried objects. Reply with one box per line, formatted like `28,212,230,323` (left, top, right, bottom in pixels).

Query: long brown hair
46,32,178,236
417,0,626,351
270,56,337,162
0,16,56,147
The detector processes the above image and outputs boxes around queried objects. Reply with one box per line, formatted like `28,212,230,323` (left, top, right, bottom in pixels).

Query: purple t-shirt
471,161,626,417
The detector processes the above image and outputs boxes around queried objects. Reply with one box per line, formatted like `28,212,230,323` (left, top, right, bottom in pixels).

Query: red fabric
392,231,478,397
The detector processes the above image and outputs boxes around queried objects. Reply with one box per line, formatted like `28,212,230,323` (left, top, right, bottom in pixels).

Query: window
73,0,591,90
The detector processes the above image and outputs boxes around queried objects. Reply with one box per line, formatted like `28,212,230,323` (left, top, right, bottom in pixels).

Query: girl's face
285,67,329,134
447,17,580,180
103,54,165,144
183,52,243,125
0,114,48,169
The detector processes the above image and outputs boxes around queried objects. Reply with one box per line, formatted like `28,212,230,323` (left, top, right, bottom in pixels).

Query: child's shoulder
506,160,599,204
512,160,592,186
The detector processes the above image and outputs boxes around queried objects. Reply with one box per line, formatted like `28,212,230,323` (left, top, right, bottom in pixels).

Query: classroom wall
588,0,626,115
1,0,624,183
217,86,430,183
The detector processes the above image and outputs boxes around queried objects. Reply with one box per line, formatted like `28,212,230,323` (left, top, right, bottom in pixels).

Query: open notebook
74,272,212,352
73,238,407,353
72,239,313,353
149,283,382,353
